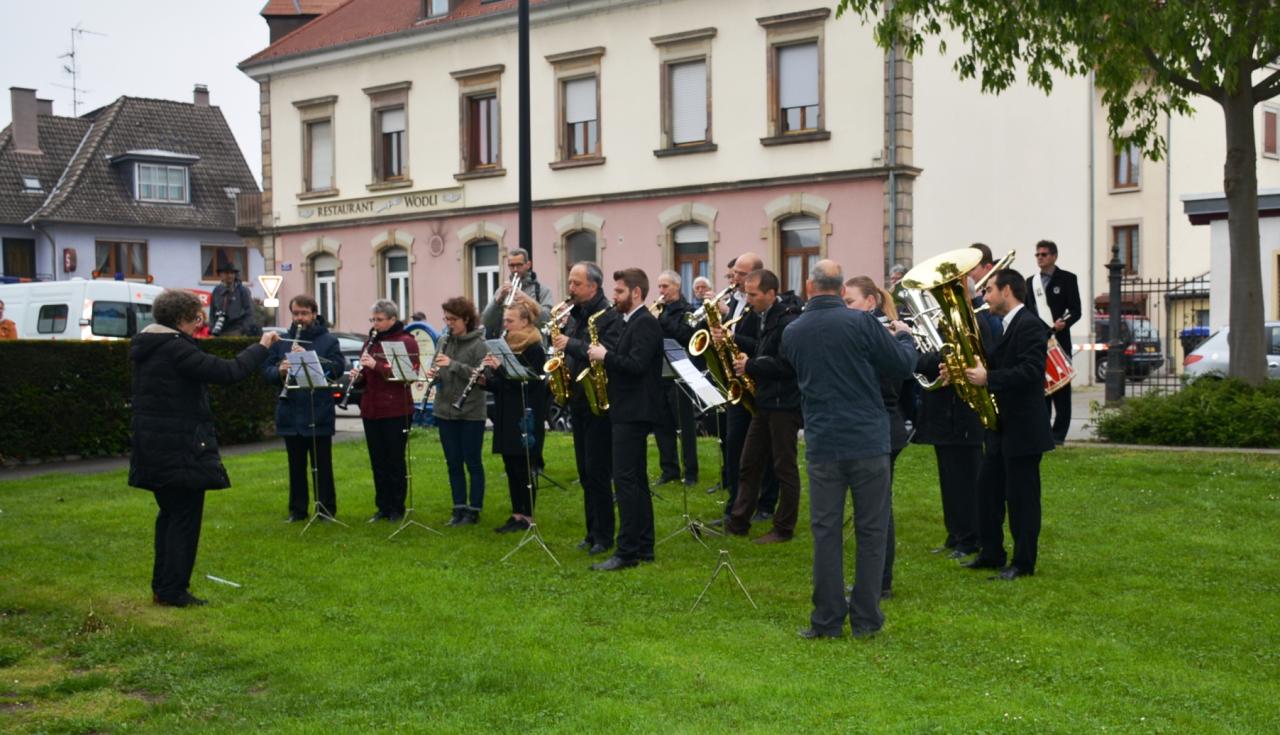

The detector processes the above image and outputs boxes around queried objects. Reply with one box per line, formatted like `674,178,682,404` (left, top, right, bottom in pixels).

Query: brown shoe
752,530,793,544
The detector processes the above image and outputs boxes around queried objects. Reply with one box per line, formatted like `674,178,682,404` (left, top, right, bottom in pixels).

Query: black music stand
383,346,443,541
657,340,726,548
488,341,561,568
281,351,349,536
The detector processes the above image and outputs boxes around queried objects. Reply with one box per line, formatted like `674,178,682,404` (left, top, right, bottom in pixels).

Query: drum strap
1031,273,1055,328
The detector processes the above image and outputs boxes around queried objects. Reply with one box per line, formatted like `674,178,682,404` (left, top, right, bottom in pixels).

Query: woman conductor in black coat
129,289,279,607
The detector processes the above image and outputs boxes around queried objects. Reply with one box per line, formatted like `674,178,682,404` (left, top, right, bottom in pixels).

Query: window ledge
1108,185,1142,194
654,143,718,158
760,130,831,147
549,157,606,171
366,179,414,192
297,188,340,201
454,167,507,181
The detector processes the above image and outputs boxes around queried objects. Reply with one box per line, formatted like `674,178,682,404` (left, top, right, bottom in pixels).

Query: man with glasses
1026,240,1081,445
482,247,554,337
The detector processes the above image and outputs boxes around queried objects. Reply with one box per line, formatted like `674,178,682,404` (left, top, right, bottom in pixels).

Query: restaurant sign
298,187,464,222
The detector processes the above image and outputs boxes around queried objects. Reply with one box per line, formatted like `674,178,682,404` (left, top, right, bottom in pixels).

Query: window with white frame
383,246,410,317
777,43,819,133
467,95,500,169
305,119,334,192
564,77,599,159
376,107,406,181
313,253,337,327
1113,142,1141,189
1264,107,1278,158
673,223,709,302
136,163,189,203
780,215,820,295
669,60,708,146
1114,225,1140,276
471,240,500,313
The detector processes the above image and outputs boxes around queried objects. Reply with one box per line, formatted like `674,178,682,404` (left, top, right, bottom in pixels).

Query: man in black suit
960,269,1056,580
552,262,622,556
651,270,699,486
587,268,664,571
1025,240,1081,445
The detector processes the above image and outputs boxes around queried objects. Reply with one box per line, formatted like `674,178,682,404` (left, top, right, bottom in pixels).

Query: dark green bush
1094,378,1280,447
0,338,275,463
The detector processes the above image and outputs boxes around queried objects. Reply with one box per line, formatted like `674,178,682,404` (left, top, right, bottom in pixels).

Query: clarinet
339,326,378,410
451,365,485,411
425,329,450,404
277,321,300,400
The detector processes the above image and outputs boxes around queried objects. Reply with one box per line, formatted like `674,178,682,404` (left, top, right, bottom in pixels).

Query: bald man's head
732,253,761,288
808,259,844,295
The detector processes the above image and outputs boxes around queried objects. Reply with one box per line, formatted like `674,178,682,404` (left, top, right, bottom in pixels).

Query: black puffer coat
743,292,803,412
128,325,269,492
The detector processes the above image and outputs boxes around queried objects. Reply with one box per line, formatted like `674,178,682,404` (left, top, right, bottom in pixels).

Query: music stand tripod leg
501,380,560,567
388,382,444,540
691,550,757,611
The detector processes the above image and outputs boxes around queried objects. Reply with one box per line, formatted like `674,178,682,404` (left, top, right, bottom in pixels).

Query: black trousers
975,450,1044,573
285,434,335,517
1046,383,1071,443
362,416,409,515
654,382,699,481
503,452,536,517
151,488,206,601
723,403,779,514
728,409,802,536
613,421,656,561
571,402,615,546
935,444,982,552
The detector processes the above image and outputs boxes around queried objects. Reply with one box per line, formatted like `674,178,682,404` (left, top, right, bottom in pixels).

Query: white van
0,279,166,340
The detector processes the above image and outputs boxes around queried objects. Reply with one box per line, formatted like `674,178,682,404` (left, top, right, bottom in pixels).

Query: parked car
0,279,164,340
1094,315,1165,382
1183,321,1280,381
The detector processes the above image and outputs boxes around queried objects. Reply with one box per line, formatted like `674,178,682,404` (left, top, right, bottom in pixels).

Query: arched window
471,239,500,312
779,215,820,295
312,253,338,327
565,230,597,277
382,246,410,317
673,223,709,302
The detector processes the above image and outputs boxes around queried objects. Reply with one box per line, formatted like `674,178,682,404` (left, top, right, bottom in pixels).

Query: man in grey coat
781,260,918,639
481,248,554,336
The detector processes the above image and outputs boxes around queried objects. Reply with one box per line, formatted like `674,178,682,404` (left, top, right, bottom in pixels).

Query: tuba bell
899,248,1010,431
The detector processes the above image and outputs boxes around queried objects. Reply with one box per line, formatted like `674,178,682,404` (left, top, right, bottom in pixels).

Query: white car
1182,321,1280,381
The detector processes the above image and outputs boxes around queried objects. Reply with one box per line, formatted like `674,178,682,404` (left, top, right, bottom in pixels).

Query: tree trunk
1220,81,1268,386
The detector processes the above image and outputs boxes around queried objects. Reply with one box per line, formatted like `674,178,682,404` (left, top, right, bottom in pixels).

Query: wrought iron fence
1087,272,1209,398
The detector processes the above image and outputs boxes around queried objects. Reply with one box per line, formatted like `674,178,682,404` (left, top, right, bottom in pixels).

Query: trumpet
684,285,734,327
647,298,665,317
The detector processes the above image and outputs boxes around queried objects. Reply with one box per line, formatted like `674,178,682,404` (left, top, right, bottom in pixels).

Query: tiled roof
0,115,92,224
242,0,542,67
15,97,259,231
260,0,345,17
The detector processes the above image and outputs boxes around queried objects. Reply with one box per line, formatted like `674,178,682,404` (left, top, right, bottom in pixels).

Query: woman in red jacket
353,299,419,521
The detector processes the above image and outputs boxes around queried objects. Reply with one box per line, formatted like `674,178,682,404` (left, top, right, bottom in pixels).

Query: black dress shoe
683,477,698,487
947,548,976,560
446,509,465,527
385,512,405,523
367,512,388,523
798,627,843,640
655,474,680,485
575,539,592,551
991,565,1033,581
285,513,307,523
591,555,638,571
588,543,612,556
962,558,1004,570
155,592,207,608
456,510,479,526
494,517,522,534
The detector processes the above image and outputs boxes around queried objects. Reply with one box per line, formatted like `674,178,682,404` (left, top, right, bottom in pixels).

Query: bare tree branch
1141,44,1217,98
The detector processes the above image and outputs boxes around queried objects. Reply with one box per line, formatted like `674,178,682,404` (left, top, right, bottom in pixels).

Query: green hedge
0,338,276,464
1093,378,1280,448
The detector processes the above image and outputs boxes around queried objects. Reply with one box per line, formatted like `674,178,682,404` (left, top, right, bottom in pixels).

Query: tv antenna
56,24,107,116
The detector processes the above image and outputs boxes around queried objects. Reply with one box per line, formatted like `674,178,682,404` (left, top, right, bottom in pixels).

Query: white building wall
257,0,885,229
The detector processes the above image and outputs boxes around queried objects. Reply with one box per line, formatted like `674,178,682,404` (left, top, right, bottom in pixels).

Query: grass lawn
1,433,1278,734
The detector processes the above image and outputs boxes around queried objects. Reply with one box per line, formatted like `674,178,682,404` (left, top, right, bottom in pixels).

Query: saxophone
542,298,574,406
575,307,610,416
689,299,755,414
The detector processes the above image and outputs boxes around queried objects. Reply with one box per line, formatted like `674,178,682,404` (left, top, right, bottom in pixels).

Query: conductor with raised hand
129,289,279,608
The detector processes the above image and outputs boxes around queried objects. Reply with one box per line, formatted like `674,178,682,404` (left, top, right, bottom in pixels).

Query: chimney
9,87,40,154
36,98,53,115
193,84,210,107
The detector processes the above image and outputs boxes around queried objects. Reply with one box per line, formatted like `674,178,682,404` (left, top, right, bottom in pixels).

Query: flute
339,326,378,409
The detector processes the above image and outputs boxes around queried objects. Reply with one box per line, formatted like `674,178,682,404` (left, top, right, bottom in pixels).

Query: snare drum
1044,339,1075,396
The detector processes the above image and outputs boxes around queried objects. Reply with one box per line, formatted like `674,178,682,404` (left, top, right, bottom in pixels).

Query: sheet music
485,339,535,381
287,350,329,388
382,341,417,381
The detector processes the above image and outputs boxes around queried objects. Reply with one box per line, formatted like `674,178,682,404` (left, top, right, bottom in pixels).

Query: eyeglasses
1035,253,1051,258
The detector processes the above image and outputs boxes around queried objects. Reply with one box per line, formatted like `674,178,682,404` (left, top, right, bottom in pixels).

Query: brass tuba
575,306,611,416
541,298,574,406
689,298,755,414
899,247,1010,431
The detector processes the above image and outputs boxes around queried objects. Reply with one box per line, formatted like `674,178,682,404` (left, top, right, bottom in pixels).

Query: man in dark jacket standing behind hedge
263,295,346,522
129,289,278,607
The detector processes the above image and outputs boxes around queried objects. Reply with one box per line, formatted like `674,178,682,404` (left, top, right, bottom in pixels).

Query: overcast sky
1,0,269,182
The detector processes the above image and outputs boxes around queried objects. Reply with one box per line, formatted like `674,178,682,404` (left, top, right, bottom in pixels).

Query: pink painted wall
272,177,885,331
